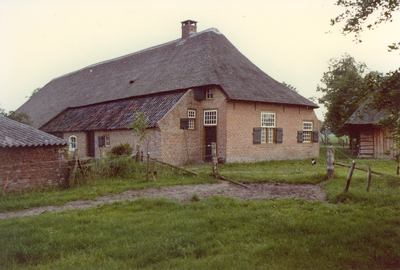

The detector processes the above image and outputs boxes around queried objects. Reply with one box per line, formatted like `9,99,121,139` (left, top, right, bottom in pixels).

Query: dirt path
0,181,326,220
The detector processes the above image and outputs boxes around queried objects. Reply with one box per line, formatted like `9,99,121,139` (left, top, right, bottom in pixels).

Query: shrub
110,143,133,156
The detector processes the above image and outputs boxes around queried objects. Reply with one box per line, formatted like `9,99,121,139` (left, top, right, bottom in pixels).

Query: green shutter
313,131,319,143
253,127,262,144
297,131,303,143
276,128,283,143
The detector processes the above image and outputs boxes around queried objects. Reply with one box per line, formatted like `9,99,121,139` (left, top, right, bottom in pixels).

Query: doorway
204,126,217,162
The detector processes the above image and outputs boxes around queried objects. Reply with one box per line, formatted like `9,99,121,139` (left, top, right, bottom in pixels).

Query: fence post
327,147,335,180
211,142,219,177
344,161,356,192
366,166,372,192
153,158,157,182
135,145,141,163
146,153,150,181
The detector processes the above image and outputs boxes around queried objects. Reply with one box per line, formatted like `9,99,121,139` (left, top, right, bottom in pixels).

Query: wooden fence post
366,166,372,192
153,158,157,182
327,147,335,180
344,161,356,192
146,153,150,181
135,145,141,163
211,142,218,177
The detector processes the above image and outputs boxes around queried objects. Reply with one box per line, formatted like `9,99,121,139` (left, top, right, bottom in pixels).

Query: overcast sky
1,0,399,120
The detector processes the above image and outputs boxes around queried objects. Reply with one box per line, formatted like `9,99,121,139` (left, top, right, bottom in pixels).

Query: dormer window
206,88,213,99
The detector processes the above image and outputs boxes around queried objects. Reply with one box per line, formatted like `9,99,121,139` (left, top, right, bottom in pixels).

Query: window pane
188,119,195,129
261,128,266,143
188,110,196,118
261,113,275,127
303,122,313,131
204,110,217,125
303,131,312,142
268,128,274,143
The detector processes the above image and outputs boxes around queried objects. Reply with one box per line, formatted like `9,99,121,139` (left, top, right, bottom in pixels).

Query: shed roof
344,101,388,126
40,90,187,133
0,115,67,148
17,27,318,128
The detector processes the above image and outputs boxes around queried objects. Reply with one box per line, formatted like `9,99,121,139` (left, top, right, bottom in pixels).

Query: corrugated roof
40,91,186,133
0,115,67,148
17,27,318,128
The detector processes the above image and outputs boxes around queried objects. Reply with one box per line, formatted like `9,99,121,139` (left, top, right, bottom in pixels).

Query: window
188,110,196,130
206,88,213,99
261,113,275,143
104,135,110,147
204,110,217,126
68,135,77,151
302,121,313,143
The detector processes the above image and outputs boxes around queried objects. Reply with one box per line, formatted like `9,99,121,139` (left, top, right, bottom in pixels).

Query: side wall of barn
0,145,69,193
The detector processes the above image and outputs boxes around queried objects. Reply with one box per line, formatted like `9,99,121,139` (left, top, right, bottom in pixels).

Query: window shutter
253,127,262,144
180,118,189,129
313,131,319,143
297,131,303,143
276,128,283,143
194,88,206,100
98,136,104,147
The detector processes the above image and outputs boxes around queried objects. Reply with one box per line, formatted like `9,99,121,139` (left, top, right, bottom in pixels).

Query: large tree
0,108,33,126
317,54,368,136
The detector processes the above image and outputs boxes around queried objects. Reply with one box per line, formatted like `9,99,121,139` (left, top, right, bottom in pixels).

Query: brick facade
0,145,69,193
61,87,319,165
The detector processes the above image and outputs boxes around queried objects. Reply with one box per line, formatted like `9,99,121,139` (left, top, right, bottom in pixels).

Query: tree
0,107,33,126
317,54,368,136
282,82,298,92
331,0,400,50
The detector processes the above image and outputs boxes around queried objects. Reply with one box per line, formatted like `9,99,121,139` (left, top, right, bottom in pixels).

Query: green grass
0,197,399,269
0,147,399,269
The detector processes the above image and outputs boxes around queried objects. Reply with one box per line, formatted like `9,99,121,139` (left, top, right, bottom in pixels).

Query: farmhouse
0,115,68,192
17,20,320,164
344,102,399,159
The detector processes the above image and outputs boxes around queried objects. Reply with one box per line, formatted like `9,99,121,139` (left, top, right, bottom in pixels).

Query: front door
87,131,95,158
204,126,217,162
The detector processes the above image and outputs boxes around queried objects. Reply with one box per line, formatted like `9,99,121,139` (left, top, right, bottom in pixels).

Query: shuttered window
261,112,275,143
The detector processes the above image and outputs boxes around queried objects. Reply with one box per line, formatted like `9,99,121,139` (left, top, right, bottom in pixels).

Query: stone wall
0,145,69,193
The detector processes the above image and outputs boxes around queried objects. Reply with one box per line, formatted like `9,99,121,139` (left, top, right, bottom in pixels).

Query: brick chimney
181,20,197,39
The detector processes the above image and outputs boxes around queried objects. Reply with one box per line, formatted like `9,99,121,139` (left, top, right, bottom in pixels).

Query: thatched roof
344,101,387,126
0,115,67,148
40,91,186,133
17,28,317,128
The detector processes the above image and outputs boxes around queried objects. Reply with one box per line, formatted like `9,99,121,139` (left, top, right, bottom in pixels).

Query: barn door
204,126,217,162
87,131,96,158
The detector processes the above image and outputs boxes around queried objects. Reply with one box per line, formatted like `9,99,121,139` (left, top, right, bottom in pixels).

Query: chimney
181,20,197,39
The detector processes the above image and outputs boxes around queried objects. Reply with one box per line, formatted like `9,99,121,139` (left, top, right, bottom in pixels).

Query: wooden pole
219,175,249,188
344,161,356,192
153,158,157,182
135,145,141,163
211,142,218,177
150,158,199,176
327,146,335,180
183,129,190,165
146,153,150,181
366,166,372,192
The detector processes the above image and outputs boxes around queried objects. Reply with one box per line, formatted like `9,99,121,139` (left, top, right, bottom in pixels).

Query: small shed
344,104,399,159
0,115,69,192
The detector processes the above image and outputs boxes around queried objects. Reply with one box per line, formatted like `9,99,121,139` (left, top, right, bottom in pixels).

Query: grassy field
0,146,399,269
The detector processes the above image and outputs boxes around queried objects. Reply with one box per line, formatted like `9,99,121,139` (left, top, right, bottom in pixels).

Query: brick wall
0,145,69,193
225,101,320,163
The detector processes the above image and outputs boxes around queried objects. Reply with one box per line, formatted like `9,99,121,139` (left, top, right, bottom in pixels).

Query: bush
110,143,133,156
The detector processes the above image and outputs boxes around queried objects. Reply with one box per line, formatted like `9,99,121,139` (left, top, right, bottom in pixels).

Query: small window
302,121,313,143
204,110,217,126
68,135,77,151
206,88,213,99
187,110,196,130
104,135,110,147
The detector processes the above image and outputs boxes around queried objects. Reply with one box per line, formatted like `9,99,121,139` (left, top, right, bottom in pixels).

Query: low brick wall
0,145,69,193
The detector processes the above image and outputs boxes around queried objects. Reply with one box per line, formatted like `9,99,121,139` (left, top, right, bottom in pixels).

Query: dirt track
0,181,326,220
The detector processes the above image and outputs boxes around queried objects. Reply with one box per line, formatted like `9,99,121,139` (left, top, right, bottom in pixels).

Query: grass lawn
0,146,399,269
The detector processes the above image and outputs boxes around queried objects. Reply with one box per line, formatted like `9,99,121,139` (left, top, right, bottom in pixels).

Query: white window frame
261,113,275,144
104,135,110,147
206,88,213,99
188,110,196,130
188,110,196,119
204,110,217,126
302,121,313,143
68,135,77,151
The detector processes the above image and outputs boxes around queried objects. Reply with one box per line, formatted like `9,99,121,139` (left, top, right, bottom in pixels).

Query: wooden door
204,126,217,162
